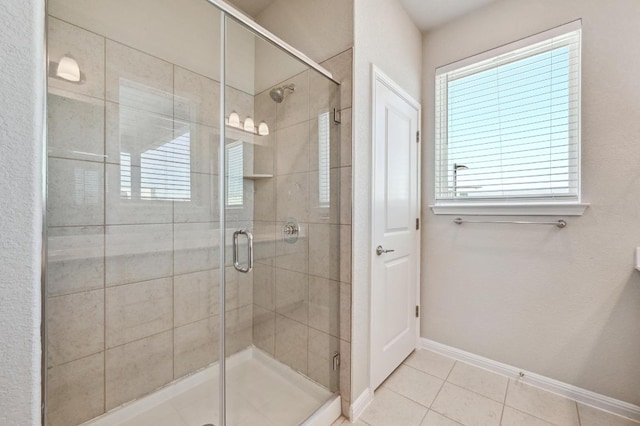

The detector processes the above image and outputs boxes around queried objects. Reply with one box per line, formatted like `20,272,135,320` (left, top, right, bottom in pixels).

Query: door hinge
416,218,420,230
332,352,341,371
333,108,342,124
416,130,420,143
415,305,420,318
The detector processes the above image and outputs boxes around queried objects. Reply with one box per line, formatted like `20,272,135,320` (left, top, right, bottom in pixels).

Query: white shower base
83,347,340,426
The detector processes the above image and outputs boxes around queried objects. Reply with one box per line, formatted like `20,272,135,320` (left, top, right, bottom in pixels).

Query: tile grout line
499,377,510,425
420,351,535,406
402,361,450,382
576,400,582,426
171,63,175,381
102,32,108,415
418,408,428,425
378,386,431,422
49,349,105,369
416,351,518,425
504,405,562,426
431,357,457,407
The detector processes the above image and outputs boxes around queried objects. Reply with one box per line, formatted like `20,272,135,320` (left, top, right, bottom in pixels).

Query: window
433,21,587,215
226,141,244,207
318,111,331,208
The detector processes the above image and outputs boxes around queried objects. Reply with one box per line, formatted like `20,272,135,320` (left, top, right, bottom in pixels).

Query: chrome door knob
376,245,395,256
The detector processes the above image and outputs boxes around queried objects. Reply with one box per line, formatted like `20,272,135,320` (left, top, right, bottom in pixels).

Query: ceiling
399,0,497,31
225,0,275,17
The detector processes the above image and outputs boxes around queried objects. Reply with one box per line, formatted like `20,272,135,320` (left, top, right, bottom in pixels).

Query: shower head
269,84,295,103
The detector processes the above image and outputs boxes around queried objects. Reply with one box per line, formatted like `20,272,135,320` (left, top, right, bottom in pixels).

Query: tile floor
332,349,639,426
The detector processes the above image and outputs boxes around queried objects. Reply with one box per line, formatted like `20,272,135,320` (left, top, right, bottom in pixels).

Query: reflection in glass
226,141,243,206
117,79,192,201
318,111,331,208
74,167,99,205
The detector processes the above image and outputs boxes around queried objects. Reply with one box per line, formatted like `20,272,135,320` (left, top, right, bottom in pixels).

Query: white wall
352,0,421,403
0,0,44,424
256,0,353,63
422,0,640,405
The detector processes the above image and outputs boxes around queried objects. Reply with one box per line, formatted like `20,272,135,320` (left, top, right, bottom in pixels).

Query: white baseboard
349,387,373,421
420,338,640,422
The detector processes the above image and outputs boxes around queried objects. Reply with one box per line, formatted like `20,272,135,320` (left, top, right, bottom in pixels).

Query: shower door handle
376,245,395,256
233,229,254,273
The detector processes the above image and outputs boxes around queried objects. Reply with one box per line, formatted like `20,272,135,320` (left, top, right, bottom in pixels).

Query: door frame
369,64,422,390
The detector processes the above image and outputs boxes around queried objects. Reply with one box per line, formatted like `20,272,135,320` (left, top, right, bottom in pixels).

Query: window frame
431,20,589,216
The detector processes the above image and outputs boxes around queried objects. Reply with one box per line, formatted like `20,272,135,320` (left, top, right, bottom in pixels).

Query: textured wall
0,0,44,424
352,0,422,406
422,0,640,406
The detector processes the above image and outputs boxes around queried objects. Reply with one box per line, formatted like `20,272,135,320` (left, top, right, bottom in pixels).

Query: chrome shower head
269,84,295,103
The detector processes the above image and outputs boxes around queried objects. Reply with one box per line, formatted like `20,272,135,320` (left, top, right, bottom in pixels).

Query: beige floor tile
501,406,555,426
333,418,371,426
346,420,371,426
577,404,640,426
431,383,503,426
447,362,508,402
421,410,463,425
361,387,428,426
505,380,579,426
403,349,456,379
383,365,444,407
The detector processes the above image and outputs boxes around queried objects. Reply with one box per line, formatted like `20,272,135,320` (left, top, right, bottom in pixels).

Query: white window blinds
435,22,581,204
117,79,192,201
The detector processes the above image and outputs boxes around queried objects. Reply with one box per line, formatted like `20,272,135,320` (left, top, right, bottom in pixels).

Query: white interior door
371,66,421,390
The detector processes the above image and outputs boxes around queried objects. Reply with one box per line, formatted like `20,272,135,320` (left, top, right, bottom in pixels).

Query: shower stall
44,1,345,425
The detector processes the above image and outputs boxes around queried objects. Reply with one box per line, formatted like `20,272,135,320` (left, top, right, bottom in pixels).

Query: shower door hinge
415,305,420,318
416,218,420,230
333,108,342,124
416,130,420,143
332,352,341,371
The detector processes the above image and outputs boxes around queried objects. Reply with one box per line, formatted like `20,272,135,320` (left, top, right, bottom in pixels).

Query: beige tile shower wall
45,17,254,426
251,48,353,401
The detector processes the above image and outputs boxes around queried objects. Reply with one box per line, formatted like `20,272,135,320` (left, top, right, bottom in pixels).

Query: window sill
429,203,589,216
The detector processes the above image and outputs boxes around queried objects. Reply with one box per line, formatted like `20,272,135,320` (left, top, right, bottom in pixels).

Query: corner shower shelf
225,125,272,147
243,174,273,180
226,124,264,136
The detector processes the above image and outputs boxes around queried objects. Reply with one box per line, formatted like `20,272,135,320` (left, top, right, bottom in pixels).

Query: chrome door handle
233,229,254,273
376,245,395,256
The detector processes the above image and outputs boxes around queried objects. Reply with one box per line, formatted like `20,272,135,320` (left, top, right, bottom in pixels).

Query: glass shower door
45,2,342,425
221,16,341,426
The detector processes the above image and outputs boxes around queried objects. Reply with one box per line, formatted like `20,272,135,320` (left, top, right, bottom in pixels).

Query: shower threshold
82,347,340,426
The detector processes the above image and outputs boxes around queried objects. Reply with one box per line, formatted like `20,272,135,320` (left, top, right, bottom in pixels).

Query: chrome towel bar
454,217,567,228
